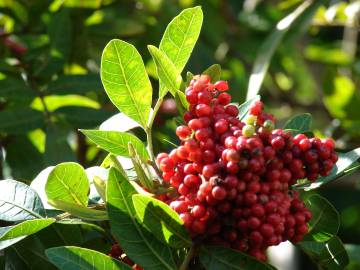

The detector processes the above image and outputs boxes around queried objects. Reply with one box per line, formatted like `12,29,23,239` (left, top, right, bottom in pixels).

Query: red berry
212,186,227,200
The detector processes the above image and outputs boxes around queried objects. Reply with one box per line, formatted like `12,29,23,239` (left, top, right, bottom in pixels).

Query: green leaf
44,125,76,166
128,143,154,191
283,113,312,134
47,74,103,95
48,200,108,221
202,64,221,82
46,246,132,270
54,107,113,129
175,90,189,115
81,130,149,161
303,194,340,242
0,108,45,134
101,39,152,128
93,176,106,202
0,218,55,249
106,168,176,270
132,194,192,248
0,179,45,222
299,236,349,270
200,246,275,270
159,6,203,72
237,95,260,121
148,45,182,98
0,77,34,100
303,148,360,190
247,0,319,100
45,162,90,206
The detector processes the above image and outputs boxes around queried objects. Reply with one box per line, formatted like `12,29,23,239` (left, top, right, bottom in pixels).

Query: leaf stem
146,97,164,164
179,245,196,270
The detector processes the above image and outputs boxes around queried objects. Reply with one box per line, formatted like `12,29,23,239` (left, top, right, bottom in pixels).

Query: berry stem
179,245,196,270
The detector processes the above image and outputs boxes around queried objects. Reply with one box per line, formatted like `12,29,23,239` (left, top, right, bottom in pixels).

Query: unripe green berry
243,125,255,137
263,120,274,132
246,115,257,125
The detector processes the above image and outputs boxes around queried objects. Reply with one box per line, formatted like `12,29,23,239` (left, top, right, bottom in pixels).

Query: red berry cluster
156,75,337,261
109,243,143,270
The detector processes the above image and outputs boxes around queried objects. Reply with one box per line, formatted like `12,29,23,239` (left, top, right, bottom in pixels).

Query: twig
179,245,196,270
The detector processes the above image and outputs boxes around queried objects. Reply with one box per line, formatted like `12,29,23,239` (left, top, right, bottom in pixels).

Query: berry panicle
156,74,337,261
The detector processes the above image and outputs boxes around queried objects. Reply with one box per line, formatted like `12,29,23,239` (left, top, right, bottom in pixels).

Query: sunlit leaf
132,194,192,248
45,162,90,206
81,130,149,161
0,218,55,249
101,39,152,128
202,64,221,82
148,45,182,98
46,246,132,270
159,6,203,72
48,200,108,221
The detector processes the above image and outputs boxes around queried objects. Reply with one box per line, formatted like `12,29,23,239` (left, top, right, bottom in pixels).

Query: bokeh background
0,0,360,269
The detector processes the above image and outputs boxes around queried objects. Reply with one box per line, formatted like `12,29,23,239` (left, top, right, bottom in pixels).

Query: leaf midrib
113,42,147,128
53,172,84,206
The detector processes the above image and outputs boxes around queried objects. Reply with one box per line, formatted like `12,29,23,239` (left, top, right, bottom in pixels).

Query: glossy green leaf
0,108,45,134
48,199,108,221
54,107,113,129
81,130,149,161
106,168,176,270
47,74,103,95
200,246,275,270
45,162,90,206
93,176,106,202
303,194,340,242
283,113,312,134
238,95,260,121
175,90,189,115
132,194,192,248
159,6,203,72
203,64,221,82
299,236,349,270
101,39,152,128
247,0,318,100
46,246,132,270
128,143,154,191
0,218,55,249
148,45,182,98
0,179,45,222
303,148,360,190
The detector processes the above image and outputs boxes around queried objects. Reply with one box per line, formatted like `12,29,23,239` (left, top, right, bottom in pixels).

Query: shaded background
0,0,359,269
